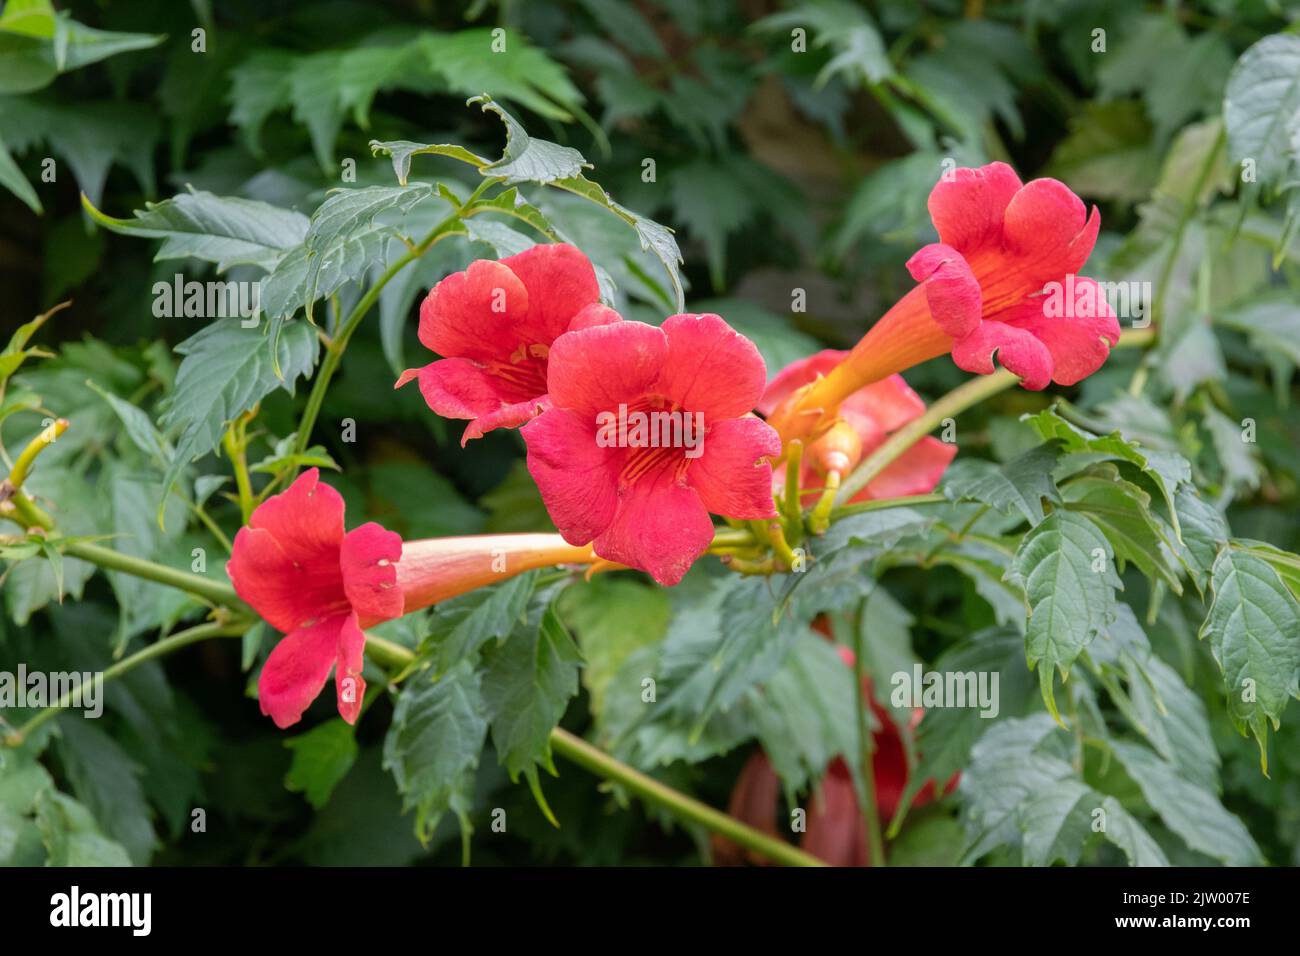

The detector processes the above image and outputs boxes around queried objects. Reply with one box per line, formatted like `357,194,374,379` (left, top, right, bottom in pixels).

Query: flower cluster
231,161,1115,743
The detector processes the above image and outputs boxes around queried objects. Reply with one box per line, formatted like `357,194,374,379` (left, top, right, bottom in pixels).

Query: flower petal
522,407,622,546
568,302,623,331
396,357,548,443
340,522,403,626
1001,177,1094,277
927,161,1022,253
906,243,982,339
687,417,781,520
802,765,869,866
417,259,530,362
334,612,367,725
257,613,348,729
500,243,601,343
228,469,346,631
854,437,956,501
656,313,768,420
757,349,845,416
841,374,927,433
951,322,1054,391
546,321,667,417
1000,279,1121,386
594,465,715,586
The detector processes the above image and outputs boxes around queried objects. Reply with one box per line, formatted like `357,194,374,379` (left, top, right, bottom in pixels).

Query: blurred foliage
2,0,1300,868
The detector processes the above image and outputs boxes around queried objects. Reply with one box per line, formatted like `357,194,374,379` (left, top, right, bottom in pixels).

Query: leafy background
2,0,1299,867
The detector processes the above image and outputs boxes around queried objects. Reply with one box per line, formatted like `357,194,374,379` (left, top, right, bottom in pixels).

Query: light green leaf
1111,740,1261,865
1006,510,1121,721
382,660,488,842
158,318,319,518
1198,547,1300,771
285,719,359,810
82,190,308,273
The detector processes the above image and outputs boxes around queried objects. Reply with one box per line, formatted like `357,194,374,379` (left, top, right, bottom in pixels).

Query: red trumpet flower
396,243,621,444
768,162,1119,444
229,470,601,728
760,351,955,501
522,314,780,586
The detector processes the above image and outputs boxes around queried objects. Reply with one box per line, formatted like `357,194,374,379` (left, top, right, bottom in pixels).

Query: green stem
548,727,825,868
851,606,886,867
4,620,247,746
64,541,246,611
223,424,254,523
829,491,947,522
291,215,464,463
837,371,1015,504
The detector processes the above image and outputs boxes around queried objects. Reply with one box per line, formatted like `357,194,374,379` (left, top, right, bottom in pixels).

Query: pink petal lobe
906,243,982,339
399,358,548,442
1000,280,1120,386
546,321,667,417
341,522,403,626
228,469,346,631
257,614,349,729
687,417,781,520
841,374,927,433
951,322,1054,391
1001,178,1090,275
500,243,601,343
758,350,846,416
656,313,768,420
334,612,367,725
522,408,622,546
417,259,529,362
594,465,715,586
927,162,1022,253
855,437,957,501
568,302,623,331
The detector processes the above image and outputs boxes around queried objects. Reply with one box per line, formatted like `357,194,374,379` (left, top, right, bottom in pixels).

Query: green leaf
480,603,581,781
423,572,538,673
0,129,39,212
889,627,1036,830
369,139,487,185
301,184,433,319
943,444,1060,527
1045,101,1158,203
750,630,859,798
56,718,157,865
421,31,585,122
756,0,892,87
1111,740,1261,865
1172,486,1228,594
557,577,670,718
82,190,308,273
0,4,161,94
383,660,488,842
284,719,359,810
158,318,319,518
1060,468,1183,593
1006,510,1121,721
34,790,131,867
1198,547,1300,772
472,94,590,184
1024,407,1190,538
1224,34,1300,192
